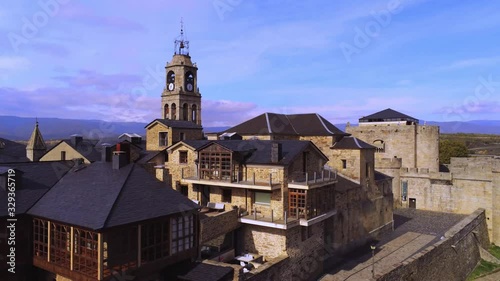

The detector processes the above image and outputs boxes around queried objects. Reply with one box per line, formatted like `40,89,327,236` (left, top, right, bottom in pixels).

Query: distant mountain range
0,116,499,141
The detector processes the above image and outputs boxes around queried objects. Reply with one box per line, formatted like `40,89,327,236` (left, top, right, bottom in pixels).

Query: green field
441,133,500,156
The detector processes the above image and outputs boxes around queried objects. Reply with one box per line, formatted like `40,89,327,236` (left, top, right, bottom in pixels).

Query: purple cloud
52,70,142,91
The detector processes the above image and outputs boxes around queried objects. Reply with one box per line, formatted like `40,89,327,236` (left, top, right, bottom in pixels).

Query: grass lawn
467,244,500,280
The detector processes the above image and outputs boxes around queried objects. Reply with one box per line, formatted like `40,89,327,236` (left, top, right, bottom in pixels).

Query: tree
439,140,469,164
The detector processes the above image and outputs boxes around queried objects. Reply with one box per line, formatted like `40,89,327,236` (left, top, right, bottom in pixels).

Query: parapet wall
378,209,490,281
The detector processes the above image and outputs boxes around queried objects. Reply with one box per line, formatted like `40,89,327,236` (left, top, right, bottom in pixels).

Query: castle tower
26,120,47,162
161,21,202,126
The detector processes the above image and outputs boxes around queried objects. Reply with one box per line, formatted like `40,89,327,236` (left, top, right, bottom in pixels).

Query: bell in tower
160,20,202,126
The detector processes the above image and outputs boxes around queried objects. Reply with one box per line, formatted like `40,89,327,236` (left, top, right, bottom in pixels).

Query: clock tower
161,22,202,125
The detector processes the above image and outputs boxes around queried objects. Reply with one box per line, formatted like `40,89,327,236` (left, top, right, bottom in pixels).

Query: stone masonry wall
347,124,418,169
200,209,240,244
400,156,499,245
241,225,287,260
378,209,490,281
40,142,91,163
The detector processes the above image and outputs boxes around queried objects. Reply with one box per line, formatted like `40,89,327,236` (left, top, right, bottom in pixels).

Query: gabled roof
331,136,375,150
145,119,203,130
0,138,29,163
196,140,328,166
168,140,211,152
28,162,199,230
0,161,74,216
43,139,101,162
225,113,346,136
27,122,47,150
359,108,419,123
118,133,142,139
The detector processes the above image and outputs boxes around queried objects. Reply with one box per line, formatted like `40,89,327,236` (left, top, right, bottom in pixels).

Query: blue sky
1,0,499,126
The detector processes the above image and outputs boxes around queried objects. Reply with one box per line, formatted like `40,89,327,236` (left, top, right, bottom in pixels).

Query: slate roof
359,108,419,124
196,140,328,166
331,136,375,150
0,161,74,217
145,119,203,130
0,138,29,163
225,113,346,136
178,263,234,281
28,162,199,230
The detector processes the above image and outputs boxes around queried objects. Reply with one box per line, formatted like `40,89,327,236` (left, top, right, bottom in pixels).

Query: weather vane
174,18,189,55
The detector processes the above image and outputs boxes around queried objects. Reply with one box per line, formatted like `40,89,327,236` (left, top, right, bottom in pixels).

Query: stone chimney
112,143,128,169
271,142,282,163
70,134,83,147
101,144,112,162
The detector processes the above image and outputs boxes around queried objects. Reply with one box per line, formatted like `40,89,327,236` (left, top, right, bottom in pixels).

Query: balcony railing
181,165,282,189
288,170,337,187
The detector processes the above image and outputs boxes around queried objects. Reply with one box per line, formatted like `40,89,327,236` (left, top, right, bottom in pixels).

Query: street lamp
370,244,376,278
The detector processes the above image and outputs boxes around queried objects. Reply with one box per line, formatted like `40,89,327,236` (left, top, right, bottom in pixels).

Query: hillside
0,116,499,141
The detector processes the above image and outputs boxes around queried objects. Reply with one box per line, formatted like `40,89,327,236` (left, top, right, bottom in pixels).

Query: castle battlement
375,157,402,169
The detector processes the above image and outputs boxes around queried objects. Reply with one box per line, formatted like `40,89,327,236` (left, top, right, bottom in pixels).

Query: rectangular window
199,147,232,181
180,132,185,140
255,191,271,205
33,218,48,259
222,189,232,203
289,189,306,218
401,181,408,201
141,221,169,263
341,159,347,169
179,151,188,164
180,185,188,196
171,215,194,255
73,228,98,277
61,151,66,161
159,132,168,147
50,222,71,268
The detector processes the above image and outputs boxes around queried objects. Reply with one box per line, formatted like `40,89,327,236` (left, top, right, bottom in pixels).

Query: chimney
271,142,282,163
112,143,128,169
101,144,112,162
70,134,83,147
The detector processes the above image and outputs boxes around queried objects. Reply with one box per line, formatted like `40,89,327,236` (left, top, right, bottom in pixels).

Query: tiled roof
0,138,29,163
331,136,375,150
359,108,418,123
145,119,203,129
0,161,74,216
197,140,328,165
28,162,199,230
225,113,346,136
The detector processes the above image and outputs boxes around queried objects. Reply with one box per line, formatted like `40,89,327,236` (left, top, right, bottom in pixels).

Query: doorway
409,198,416,209
201,186,210,206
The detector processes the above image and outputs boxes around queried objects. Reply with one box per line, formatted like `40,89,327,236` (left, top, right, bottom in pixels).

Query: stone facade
346,123,439,172
145,122,203,151
398,156,500,245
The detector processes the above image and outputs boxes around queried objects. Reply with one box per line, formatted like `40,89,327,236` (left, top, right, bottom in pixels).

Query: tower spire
174,18,189,56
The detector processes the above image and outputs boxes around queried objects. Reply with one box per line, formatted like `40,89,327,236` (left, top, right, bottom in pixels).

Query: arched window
167,71,175,84
373,140,385,153
171,103,177,120
182,103,188,121
191,104,197,123
164,104,169,119
185,71,194,92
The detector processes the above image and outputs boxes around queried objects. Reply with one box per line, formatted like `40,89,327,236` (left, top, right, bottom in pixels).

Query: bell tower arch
161,20,202,126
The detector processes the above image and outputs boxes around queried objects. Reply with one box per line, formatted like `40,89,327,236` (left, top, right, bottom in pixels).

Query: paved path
319,209,466,281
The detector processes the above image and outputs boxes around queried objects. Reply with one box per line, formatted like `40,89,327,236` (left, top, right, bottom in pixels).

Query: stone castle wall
378,209,490,281
400,156,499,245
347,124,440,172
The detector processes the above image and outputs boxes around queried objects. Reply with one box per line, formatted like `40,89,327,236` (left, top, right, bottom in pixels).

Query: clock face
187,83,193,92
168,83,174,91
